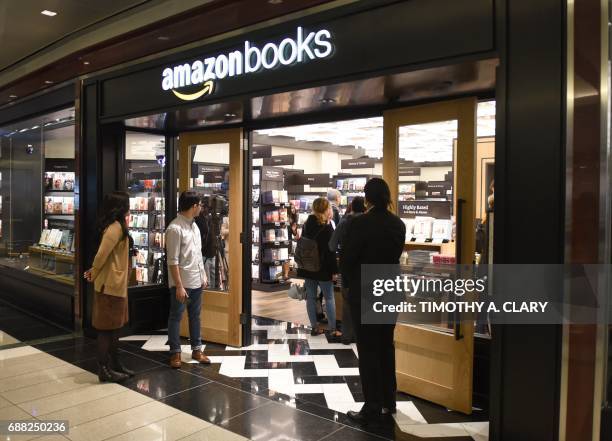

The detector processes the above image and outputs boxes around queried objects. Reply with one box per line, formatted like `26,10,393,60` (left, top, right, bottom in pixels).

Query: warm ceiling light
9,94,17,99
157,36,170,41
44,80,53,84
268,0,283,4
83,61,90,65
319,98,336,104
41,10,57,17
225,113,237,118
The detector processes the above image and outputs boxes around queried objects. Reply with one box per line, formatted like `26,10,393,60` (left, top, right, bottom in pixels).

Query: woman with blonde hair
297,197,341,337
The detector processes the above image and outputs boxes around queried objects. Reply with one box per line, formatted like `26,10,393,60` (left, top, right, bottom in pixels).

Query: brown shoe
170,353,181,369
192,350,211,364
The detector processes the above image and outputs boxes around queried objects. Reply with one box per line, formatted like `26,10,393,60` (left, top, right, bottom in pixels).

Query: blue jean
168,286,202,354
203,257,216,289
304,279,336,331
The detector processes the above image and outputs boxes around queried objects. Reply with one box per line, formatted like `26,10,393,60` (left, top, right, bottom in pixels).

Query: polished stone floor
0,305,489,441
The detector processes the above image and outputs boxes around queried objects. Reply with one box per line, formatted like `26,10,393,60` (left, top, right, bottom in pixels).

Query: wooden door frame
383,97,477,414
178,128,243,348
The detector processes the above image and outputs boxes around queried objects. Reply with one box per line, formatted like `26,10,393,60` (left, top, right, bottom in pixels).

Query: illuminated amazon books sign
161,27,333,101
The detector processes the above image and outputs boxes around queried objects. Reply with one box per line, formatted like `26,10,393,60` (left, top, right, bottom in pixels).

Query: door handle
456,198,466,263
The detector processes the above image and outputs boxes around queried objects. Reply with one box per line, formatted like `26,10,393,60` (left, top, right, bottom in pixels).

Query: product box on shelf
413,216,434,239
432,254,456,265
402,218,416,241
432,219,453,241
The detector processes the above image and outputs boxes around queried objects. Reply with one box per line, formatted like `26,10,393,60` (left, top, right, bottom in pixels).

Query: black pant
97,329,119,365
350,300,397,415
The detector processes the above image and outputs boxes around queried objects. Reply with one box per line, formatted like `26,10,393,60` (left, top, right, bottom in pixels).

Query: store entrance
177,129,244,347
246,97,494,414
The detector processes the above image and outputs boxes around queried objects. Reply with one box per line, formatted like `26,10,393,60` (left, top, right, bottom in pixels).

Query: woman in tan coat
84,191,133,383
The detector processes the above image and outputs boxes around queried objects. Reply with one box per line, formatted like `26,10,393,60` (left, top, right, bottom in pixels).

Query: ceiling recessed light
268,0,283,4
157,36,170,41
9,94,17,99
41,10,57,17
225,113,237,118
44,80,53,84
83,61,90,65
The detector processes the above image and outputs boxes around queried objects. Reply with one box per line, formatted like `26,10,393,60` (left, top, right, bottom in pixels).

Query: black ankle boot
98,363,129,383
111,353,135,377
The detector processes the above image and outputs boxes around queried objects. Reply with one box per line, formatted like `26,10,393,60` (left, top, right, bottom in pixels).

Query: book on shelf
136,249,149,265
266,265,283,281
154,197,165,211
59,231,74,250
130,231,149,247
135,266,149,283
152,232,165,248
264,248,289,262
261,190,288,204
44,196,74,215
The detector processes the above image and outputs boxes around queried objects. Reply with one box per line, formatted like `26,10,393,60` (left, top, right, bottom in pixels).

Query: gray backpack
294,227,323,272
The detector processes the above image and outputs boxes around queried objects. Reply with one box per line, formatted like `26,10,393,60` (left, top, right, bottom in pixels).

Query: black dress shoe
98,364,129,383
347,410,368,423
111,357,135,377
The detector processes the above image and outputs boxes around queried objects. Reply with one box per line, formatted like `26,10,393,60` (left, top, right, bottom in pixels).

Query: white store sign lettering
161,27,333,101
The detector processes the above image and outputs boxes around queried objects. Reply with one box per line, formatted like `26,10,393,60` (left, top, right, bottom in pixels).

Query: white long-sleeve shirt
165,213,206,289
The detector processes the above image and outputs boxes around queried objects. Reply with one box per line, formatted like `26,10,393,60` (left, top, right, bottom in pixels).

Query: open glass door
178,129,243,347
384,98,477,414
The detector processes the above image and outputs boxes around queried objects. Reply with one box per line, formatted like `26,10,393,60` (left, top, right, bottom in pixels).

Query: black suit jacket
341,208,406,302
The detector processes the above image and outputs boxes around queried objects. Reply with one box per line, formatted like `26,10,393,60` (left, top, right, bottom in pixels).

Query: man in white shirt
165,191,210,368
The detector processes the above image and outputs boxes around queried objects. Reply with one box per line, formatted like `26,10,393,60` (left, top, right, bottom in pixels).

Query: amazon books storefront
77,0,594,439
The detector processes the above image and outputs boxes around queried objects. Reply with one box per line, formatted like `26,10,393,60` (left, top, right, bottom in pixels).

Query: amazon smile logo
162,26,333,102
171,80,215,101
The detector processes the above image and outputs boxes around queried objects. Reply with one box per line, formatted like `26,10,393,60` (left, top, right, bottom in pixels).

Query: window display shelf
29,245,75,263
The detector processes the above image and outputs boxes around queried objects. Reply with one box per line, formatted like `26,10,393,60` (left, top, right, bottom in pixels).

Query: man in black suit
341,178,406,424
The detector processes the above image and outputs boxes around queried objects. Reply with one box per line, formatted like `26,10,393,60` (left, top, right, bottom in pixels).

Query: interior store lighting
255,101,496,162
41,10,57,17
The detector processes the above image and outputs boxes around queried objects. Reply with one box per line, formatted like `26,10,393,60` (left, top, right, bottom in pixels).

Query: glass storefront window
0,108,76,286
125,132,166,286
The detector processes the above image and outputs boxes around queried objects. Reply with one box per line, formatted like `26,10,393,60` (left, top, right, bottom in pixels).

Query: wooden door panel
384,98,477,414
177,129,243,348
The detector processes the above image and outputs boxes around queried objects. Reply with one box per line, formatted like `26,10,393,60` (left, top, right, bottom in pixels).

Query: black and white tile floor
121,316,489,441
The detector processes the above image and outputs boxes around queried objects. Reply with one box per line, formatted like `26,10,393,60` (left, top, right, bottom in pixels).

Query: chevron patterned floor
121,316,489,440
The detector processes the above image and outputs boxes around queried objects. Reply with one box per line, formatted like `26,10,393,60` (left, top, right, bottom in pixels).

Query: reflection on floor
1,306,489,441
0,302,71,347
123,316,489,441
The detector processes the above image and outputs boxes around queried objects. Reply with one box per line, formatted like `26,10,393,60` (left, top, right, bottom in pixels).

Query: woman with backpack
296,197,341,337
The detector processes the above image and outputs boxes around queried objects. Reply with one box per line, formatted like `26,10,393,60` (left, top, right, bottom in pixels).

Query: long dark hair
364,178,392,211
97,191,130,244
